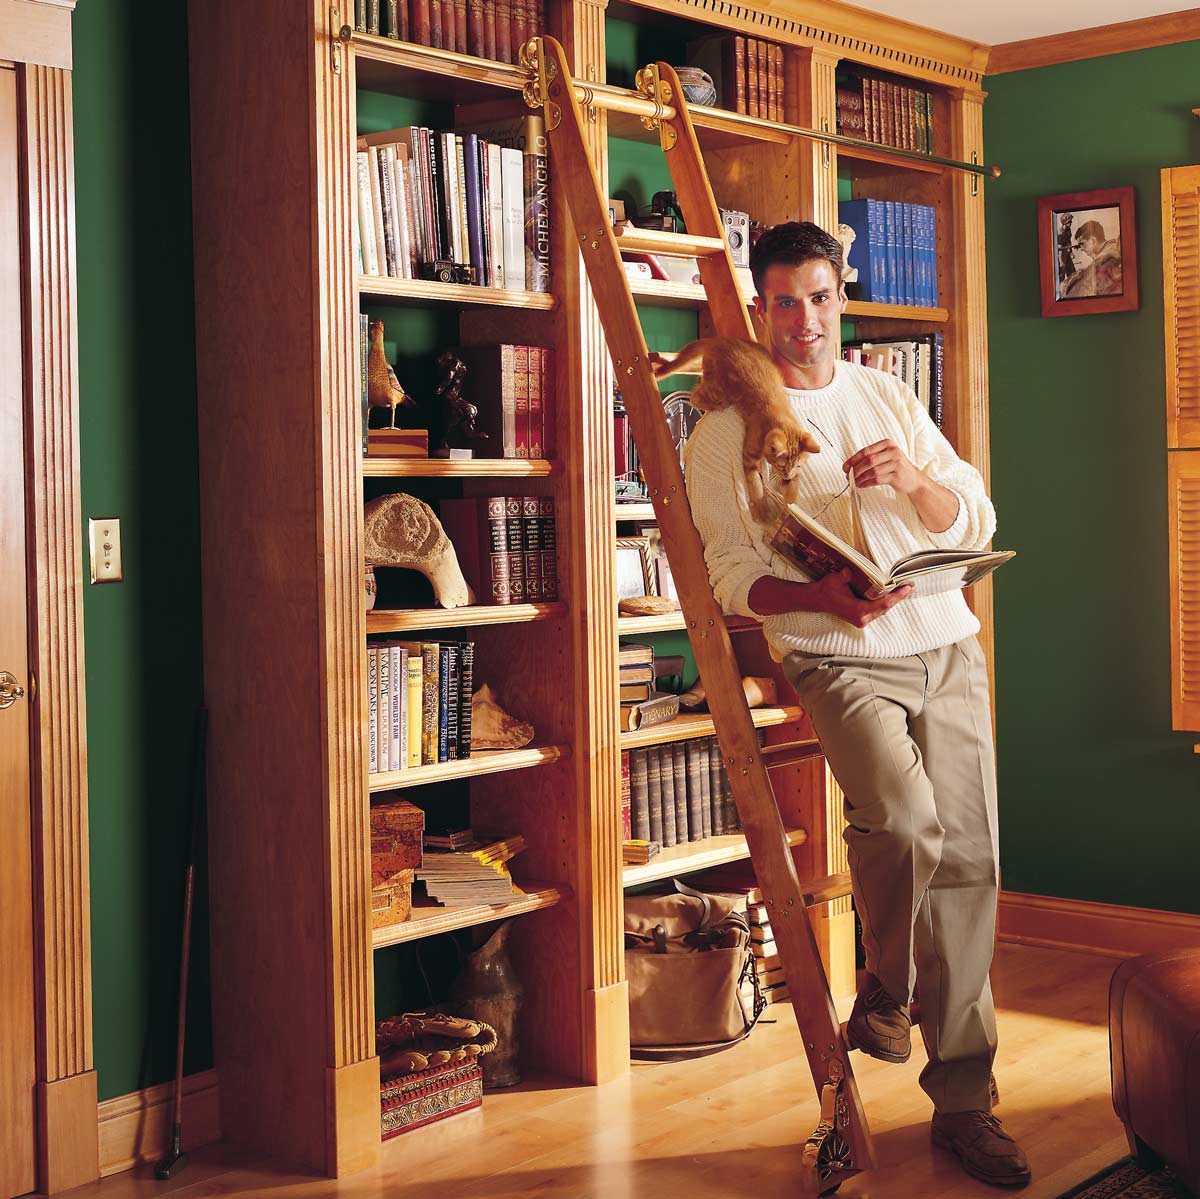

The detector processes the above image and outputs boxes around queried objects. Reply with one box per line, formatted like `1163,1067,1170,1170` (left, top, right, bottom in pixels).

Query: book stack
617,644,681,732
439,494,559,605
837,68,935,153
454,344,555,460
686,36,786,121
837,198,939,308
423,825,475,851
843,333,944,428
621,838,661,866
356,114,549,294
354,0,548,65
416,833,526,907
367,639,475,773
626,735,741,850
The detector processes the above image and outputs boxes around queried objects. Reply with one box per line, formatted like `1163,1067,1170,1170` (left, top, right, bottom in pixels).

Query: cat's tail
648,339,708,381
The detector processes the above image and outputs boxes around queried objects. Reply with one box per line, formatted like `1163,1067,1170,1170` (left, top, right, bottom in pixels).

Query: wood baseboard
998,891,1200,959
96,1070,221,1178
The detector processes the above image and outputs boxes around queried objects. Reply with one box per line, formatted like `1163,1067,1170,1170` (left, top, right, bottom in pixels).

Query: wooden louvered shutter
1163,166,1200,730
1163,166,1200,449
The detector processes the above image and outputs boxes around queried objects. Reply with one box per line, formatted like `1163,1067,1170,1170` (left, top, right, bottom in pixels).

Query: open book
764,485,1013,601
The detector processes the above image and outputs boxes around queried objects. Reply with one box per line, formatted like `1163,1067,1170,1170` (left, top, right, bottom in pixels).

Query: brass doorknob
0,671,26,709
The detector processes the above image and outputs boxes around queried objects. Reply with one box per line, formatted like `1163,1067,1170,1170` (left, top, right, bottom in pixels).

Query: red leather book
453,0,467,54
495,0,512,62
412,0,431,45
428,0,443,47
467,0,485,56
482,0,496,59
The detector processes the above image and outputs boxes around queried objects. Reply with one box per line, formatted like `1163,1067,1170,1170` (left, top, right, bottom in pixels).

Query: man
1062,218,1122,298
684,222,1029,1188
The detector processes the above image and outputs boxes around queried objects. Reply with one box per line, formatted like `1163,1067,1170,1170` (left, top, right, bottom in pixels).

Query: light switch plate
88,517,123,584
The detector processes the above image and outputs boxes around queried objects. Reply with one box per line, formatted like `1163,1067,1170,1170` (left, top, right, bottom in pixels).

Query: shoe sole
845,1029,911,1064
931,1130,1032,1189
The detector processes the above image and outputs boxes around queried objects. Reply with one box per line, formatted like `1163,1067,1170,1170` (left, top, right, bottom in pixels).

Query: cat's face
763,428,820,481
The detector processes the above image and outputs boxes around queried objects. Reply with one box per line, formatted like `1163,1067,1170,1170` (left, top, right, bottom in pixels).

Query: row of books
621,736,743,850
416,833,526,907
837,67,936,154
844,332,944,429
686,36,787,123
366,639,475,774
439,495,559,604
354,0,546,64
454,344,555,460
838,197,939,308
356,115,549,293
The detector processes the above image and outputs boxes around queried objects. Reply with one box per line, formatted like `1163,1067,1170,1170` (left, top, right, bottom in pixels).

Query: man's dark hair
750,221,844,296
1074,219,1105,247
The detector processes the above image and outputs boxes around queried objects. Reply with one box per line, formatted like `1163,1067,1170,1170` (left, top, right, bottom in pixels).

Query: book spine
402,646,423,766
454,0,467,54
901,201,914,306
367,0,381,33
684,742,704,840
512,0,530,57
671,744,688,841
356,151,380,276
389,645,404,769
467,0,485,56
442,132,461,265
746,39,760,118
457,640,474,759
707,736,724,834
500,146,525,290
356,0,368,31
412,0,431,43
367,645,379,774
366,146,389,280
540,347,553,459
444,642,460,761
656,747,677,847
424,128,447,261
420,642,439,764
476,140,492,287
359,313,369,457
513,344,531,458
645,745,663,847
462,133,486,281
527,345,543,459
429,0,443,46
503,495,526,602
500,343,517,456
523,116,551,293
455,135,471,272
698,737,713,838
495,0,511,61
438,644,451,762
482,0,496,59
774,45,785,122
484,495,512,603
630,749,650,841
486,142,505,288
621,750,632,841
537,494,558,600
732,37,747,114
520,494,542,602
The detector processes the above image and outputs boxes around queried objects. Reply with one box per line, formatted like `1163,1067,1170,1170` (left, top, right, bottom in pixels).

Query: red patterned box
380,1059,483,1138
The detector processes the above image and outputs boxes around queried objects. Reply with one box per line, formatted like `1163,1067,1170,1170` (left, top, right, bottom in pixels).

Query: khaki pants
783,636,999,1113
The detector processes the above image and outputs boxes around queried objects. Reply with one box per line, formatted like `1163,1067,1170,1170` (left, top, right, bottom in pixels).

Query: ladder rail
525,37,876,1186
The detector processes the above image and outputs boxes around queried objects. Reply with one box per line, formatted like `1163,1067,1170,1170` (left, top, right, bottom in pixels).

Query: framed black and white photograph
1038,186,1139,317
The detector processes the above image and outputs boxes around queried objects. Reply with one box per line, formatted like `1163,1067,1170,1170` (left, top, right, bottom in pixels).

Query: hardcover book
618,691,680,732
764,486,1014,601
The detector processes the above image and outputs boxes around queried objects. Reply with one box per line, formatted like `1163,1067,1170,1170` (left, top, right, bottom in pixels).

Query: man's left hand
843,440,922,495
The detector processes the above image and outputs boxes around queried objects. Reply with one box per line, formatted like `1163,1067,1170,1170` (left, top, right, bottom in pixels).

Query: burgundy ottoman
1109,950,1200,1192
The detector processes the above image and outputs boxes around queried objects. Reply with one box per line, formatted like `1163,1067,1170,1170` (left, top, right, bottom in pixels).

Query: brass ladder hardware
0,670,26,709
523,36,875,1193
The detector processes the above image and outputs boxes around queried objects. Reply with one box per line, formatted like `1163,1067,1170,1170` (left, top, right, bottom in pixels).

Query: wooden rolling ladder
521,36,873,1196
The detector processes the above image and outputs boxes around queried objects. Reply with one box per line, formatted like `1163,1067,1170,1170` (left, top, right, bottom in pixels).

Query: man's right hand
812,569,912,627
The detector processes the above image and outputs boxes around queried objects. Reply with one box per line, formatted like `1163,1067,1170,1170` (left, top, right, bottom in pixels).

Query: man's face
754,259,848,382
1077,234,1103,261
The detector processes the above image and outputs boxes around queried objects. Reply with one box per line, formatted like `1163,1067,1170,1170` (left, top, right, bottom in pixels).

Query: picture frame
1037,186,1139,318
615,536,656,600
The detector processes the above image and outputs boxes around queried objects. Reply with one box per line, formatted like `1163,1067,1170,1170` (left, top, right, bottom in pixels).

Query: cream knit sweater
683,360,996,660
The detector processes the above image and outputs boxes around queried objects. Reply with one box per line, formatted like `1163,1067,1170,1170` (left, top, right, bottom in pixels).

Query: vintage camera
630,190,684,233
721,208,751,268
418,260,478,286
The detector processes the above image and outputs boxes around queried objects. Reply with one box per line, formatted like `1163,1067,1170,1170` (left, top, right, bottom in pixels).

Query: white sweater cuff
726,570,770,619
923,488,969,549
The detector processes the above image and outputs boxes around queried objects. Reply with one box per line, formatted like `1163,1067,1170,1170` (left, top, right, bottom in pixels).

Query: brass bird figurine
367,320,416,427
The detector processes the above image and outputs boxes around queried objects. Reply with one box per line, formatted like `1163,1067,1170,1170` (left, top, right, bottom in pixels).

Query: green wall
984,44,1200,912
74,0,211,1099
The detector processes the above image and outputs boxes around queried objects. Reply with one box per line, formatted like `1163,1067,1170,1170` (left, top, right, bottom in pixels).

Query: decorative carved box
371,799,424,928
380,1059,483,1138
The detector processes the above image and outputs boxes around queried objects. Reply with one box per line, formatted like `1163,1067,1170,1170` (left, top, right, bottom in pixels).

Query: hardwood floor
68,944,1126,1199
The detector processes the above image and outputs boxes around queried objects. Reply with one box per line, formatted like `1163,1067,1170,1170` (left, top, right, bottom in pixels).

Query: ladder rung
612,223,727,258
799,871,853,907
760,737,824,768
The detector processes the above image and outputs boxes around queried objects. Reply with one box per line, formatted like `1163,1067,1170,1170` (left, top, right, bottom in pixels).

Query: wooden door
0,62,38,1199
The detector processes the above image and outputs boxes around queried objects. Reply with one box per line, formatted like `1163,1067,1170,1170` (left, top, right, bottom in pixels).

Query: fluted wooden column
22,59,100,1194
314,1,379,1174
560,0,629,1084
947,88,996,695
790,48,839,232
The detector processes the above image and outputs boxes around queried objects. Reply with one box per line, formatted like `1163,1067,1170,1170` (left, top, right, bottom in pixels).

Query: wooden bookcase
187,0,992,1176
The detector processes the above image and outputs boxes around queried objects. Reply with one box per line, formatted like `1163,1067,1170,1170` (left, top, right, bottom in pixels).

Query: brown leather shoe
931,1111,1032,1188
846,974,911,1063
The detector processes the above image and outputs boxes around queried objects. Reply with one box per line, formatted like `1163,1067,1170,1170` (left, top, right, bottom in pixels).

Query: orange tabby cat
651,337,820,523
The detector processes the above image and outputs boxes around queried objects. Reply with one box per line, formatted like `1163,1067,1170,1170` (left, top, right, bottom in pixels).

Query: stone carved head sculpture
363,492,474,608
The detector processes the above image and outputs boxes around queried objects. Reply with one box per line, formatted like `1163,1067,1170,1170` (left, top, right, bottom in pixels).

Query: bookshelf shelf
615,502,655,521
366,602,566,633
630,276,751,310
358,276,557,310
623,828,807,888
352,35,526,101
610,104,792,151
361,457,559,478
368,743,570,793
620,705,802,750
372,881,565,947
845,299,949,323
617,613,760,635
835,142,947,176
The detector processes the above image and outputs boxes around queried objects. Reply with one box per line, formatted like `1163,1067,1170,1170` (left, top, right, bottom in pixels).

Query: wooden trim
0,0,73,71
987,10,1200,76
21,59,97,1193
998,891,1200,959
97,1070,221,1178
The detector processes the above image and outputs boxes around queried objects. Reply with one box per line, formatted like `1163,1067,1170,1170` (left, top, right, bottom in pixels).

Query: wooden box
380,1059,483,1138
371,799,424,884
371,868,414,929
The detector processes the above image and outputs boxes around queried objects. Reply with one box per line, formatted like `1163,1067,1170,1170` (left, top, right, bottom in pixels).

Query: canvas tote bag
624,880,765,1060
